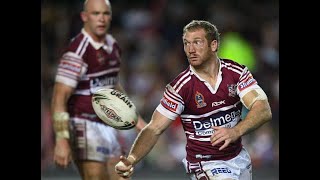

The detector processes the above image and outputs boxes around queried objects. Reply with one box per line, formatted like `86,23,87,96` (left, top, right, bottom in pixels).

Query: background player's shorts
182,147,252,180
69,117,122,162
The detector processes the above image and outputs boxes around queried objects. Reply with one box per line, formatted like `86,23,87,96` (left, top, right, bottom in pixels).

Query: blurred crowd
41,0,279,174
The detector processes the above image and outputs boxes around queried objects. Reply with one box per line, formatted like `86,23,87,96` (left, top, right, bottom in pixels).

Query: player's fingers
219,139,230,150
54,154,69,168
120,167,134,178
211,132,224,144
115,160,132,174
211,135,225,147
119,156,131,166
119,155,126,160
55,157,65,167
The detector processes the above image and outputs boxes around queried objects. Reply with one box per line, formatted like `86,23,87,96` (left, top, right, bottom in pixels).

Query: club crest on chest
195,91,207,108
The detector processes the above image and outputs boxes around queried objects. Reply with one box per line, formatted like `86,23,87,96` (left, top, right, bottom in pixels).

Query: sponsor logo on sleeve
161,97,178,112
238,77,257,91
59,61,81,74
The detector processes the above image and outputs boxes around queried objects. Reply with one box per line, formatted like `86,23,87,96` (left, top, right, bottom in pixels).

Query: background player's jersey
156,59,261,162
55,29,121,123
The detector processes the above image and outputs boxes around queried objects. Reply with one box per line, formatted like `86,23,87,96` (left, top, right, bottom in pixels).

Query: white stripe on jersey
180,101,241,119
164,89,184,105
56,52,85,87
239,68,250,82
163,92,185,109
74,89,91,95
221,61,243,72
176,76,191,93
173,70,190,90
180,118,192,123
188,133,211,141
76,37,88,55
57,70,79,81
56,76,78,88
221,64,242,75
58,63,81,76
79,39,90,57
62,52,83,63
74,84,116,95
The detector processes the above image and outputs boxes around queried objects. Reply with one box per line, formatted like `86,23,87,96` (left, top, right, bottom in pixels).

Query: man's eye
195,41,202,45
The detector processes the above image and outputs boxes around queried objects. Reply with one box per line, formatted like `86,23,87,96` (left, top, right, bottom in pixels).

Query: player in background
115,20,272,180
51,0,146,179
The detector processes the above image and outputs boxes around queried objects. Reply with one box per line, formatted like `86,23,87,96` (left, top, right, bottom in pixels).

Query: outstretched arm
115,110,173,177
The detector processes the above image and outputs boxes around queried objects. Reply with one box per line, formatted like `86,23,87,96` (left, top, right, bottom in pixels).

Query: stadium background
41,0,279,179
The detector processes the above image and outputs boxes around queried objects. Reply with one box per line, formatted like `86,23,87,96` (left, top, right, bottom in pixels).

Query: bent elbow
266,110,272,122
264,104,272,123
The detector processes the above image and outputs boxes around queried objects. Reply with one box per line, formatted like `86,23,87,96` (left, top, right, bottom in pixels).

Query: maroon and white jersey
156,59,261,163
55,29,121,123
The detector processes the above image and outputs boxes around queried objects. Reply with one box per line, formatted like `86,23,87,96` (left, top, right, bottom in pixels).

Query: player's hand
53,138,72,168
210,126,240,150
115,155,134,178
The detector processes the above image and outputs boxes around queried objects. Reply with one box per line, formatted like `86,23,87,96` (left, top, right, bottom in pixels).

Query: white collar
81,28,105,50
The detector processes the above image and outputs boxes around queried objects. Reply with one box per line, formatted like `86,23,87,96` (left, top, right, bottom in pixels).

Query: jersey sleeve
156,84,185,120
55,51,88,88
236,67,260,99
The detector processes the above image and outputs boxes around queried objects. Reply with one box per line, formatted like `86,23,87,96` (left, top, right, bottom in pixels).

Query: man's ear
210,40,218,52
80,11,87,22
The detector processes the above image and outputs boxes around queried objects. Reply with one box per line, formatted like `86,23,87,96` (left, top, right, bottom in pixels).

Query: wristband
127,154,137,164
53,112,70,121
55,130,70,139
53,112,70,139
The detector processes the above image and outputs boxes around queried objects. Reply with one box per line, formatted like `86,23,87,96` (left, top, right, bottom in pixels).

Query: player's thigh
106,156,131,180
75,160,108,180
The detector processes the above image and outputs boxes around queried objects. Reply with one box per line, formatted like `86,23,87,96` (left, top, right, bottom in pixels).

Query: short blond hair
183,20,220,50
83,0,111,11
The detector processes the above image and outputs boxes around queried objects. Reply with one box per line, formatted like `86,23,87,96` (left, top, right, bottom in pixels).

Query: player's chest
85,47,121,70
184,80,239,114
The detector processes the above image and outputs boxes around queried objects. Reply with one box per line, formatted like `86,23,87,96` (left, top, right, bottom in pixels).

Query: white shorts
69,117,123,162
182,148,252,180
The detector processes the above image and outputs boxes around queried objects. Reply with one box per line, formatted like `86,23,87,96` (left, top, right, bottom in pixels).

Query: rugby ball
92,88,138,130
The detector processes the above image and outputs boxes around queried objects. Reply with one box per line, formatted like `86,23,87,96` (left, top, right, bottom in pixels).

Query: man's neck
192,57,220,79
83,27,105,43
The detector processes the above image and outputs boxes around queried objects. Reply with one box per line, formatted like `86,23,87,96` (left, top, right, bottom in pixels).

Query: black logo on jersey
97,51,106,65
195,91,207,108
227,84,237,97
